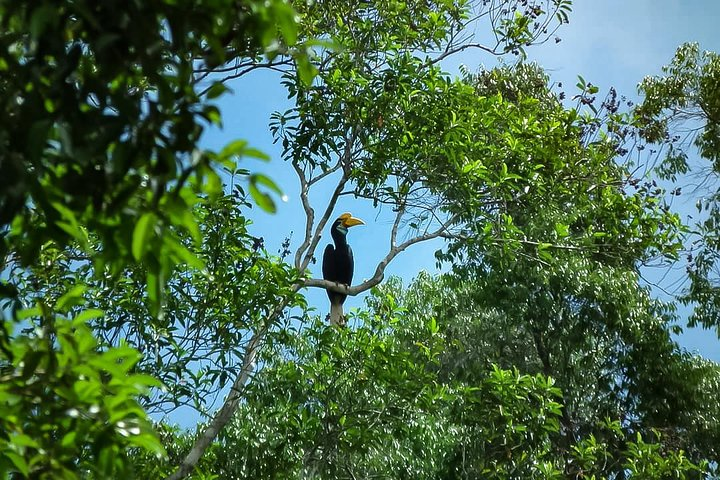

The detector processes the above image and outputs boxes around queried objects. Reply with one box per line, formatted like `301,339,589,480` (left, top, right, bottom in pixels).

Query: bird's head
333,212,364,236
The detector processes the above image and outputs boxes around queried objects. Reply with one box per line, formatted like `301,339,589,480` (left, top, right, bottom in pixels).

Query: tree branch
196,59,293,97
427,42,500,66
308,160,344,187
293,158,346,270
164,293,298,480
293,161,314,270
161,191,453,480
304,216,457,296
390,203,406,249
298,129,357,271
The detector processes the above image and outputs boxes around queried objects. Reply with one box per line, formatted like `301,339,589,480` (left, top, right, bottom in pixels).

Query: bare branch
308,160,344,186
196,60,293,97
299,129,357,271
193,57,290,74
390,203,406,249
293,161,314,270
164,293,298,480
427,42,501,66
300,171,349,271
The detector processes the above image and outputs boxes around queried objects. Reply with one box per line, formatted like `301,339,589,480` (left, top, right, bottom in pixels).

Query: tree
1,0,305,477
130,291,708,479
150,43,715,480
635,42,720,336
168,1,580,476
0,0,305,282
5,0,718,478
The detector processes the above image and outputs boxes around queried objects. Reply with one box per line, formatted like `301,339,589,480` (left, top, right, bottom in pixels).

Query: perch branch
304,215,457,296
293,158,345,269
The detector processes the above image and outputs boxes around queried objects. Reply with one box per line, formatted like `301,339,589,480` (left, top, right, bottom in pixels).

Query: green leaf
29,4,57,39
251,173,283,196
15,306,41,321
147,271,159,308
295,54,318,87
554,223,570,238
165,236,205,271
537,242,554,262
219,140,248,160
73,379,102,402
429,317,438,334
249,174,285,213
243,148,271,161
205,81,229,100
61,431,78,448
5,451,29,477
11,433,40,449
132,212,156,261
57,284,89,311
205,170,223,199
272,2,299,46
51,202,90,251
128,428,167,459
21,351,43,379
576,75,586,90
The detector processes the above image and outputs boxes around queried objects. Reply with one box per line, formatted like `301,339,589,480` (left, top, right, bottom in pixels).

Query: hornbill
322,212,365,325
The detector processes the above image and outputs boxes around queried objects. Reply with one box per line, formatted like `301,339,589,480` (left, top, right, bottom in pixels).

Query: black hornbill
322,212,365,325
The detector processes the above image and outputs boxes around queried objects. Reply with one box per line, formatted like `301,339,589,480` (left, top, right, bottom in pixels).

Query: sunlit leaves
0,301,166,478
133,213,157,261
249,173,286,213
133,290,708,478
0,2,310,476
0,0,307,297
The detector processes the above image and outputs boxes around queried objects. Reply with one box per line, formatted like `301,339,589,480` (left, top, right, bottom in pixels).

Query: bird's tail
329,300,345,326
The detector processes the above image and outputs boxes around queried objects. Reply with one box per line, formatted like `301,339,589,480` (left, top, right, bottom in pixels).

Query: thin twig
427,42,500,66
390,203,406,249
308,160,343,186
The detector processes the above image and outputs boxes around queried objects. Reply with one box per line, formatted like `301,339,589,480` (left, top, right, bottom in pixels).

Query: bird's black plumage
323,223,354,304
322,213,363,325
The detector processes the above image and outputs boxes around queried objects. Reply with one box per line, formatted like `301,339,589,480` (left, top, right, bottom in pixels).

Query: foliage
635,42,720,335
635,43,720,170
3,0,720,478
382,266,720,472
0,290,164,478
0,0,301,290
134,305,707,479
272,1,576,252
0,0,304,477
135,308,568,479
439,63,683,270
7,187,305,416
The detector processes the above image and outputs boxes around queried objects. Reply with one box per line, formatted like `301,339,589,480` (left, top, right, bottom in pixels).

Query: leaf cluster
0,0,301,281
0,289,164,478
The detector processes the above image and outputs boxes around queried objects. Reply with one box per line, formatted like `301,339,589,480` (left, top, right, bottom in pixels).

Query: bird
322,212,365,326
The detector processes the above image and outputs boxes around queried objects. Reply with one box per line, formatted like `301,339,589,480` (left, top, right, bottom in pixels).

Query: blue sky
202,1,720,361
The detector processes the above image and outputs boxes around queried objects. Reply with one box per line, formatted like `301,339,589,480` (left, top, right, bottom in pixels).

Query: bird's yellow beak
339,212,365,228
